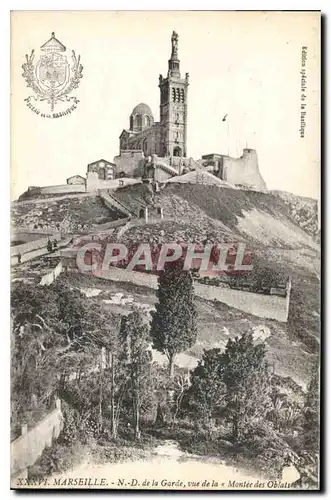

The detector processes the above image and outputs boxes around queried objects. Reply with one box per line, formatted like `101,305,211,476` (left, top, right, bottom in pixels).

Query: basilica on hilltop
24,31,267,198
111,31,266,190
118,31,189,160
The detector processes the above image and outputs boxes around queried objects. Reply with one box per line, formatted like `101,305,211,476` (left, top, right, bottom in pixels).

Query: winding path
48,440,265,490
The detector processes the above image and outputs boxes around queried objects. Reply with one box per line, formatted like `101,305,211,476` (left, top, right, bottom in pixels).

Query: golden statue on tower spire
171,31,179,58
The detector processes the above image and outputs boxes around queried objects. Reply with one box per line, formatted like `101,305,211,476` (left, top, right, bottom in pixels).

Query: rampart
222,149,267,191
113,150,145,177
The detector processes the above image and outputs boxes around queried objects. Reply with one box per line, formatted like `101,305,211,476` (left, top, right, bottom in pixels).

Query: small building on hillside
87,159,116,180
66,175,85,185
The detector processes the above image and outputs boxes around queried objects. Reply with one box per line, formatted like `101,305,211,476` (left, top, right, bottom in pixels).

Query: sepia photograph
10,10,321,491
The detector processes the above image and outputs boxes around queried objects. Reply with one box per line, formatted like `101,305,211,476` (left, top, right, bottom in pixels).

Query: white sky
11,11,320,200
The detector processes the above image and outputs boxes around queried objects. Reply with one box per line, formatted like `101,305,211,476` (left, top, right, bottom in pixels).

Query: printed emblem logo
22,32,83,118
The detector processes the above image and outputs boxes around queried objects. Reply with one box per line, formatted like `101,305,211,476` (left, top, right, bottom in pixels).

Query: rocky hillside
12,182,320,386
159,184,318,248
271,190,319,239
116,183,320,358
112,184,319,259
11,194,125,234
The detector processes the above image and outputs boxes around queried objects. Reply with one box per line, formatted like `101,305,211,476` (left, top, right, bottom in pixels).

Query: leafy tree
119,310,153,439
53,291,124,438
151,263,198,377
222,333,272,442
10,280,120,430
185,348,226,425
184,333,273,444
11,283,63,418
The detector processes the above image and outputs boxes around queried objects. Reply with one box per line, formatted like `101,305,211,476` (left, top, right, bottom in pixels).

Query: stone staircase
99,191,133,217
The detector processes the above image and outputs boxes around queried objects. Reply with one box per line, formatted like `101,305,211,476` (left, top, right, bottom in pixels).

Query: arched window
134,115,142,129
173,146,182,157
145,115,151,127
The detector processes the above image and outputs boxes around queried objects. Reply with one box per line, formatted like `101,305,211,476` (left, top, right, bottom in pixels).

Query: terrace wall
92,267,290,322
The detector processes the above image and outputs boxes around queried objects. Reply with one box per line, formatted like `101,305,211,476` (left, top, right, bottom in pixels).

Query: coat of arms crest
22,32,83,117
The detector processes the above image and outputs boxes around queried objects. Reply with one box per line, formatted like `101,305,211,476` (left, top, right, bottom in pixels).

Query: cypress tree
151,263,198,377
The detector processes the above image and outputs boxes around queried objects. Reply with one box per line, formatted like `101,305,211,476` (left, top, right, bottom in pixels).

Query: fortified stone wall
222,149,267,191
86,172,141,192
99,178,141,190
113,151,145,178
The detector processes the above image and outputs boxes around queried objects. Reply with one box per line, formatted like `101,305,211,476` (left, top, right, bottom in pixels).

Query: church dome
130,103,154,132
131,103,154,118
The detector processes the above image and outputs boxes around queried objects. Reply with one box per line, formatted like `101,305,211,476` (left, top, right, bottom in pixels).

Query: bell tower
159,31,189,158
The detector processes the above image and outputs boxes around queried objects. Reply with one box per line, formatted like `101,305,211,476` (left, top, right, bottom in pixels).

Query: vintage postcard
10,10,321,491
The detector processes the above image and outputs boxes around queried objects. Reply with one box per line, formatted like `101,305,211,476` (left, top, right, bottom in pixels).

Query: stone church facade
116,31,189,163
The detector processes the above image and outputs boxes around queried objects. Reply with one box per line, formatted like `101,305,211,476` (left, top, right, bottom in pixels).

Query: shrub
30,441,86,478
